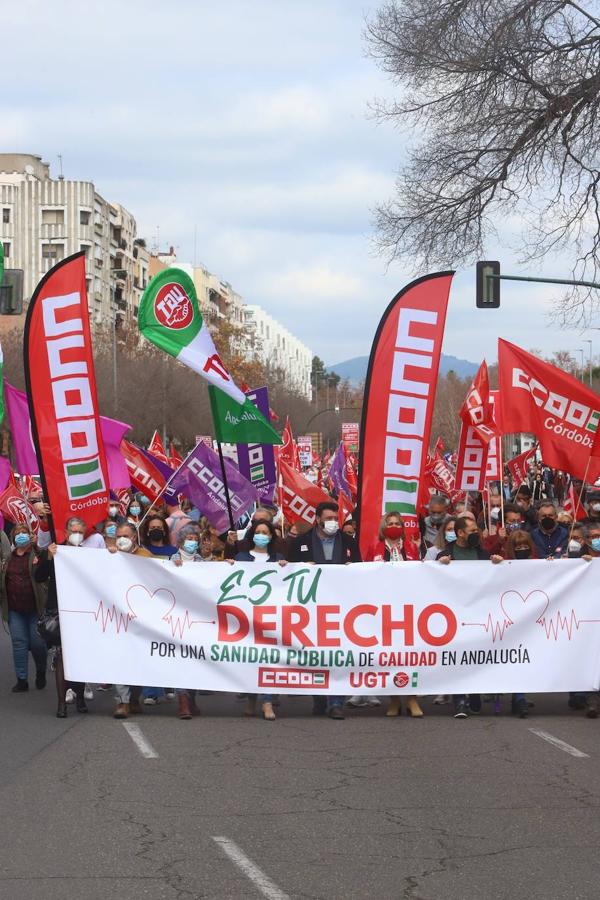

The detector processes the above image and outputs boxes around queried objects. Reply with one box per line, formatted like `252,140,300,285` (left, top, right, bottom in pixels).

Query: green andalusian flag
139,268,281,445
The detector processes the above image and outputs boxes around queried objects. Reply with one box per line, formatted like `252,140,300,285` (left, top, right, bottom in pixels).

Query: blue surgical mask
592,538,600,553
129,505,141,517
139,495,150,506
445,530,457,543
183,540,198,555
253,533,271,548
14,533,30,547
105,524,117,538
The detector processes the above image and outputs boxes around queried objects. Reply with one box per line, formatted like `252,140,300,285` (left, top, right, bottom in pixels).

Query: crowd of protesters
2,456,600,723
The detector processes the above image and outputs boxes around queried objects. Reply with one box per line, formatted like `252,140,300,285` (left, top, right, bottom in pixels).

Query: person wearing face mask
513,486,538,529
102,518,118,550
140,515,177,558
110,524,151,719
437,516,503,718
584,494,600,524
531,502,567,559
424,517,459,560
34,518,90,717
290,501,361,719
363,513,422,717
224,506,287,560
231,520,287,721
105,500,126,526
420,495,450,548
566,524,586,558
0,525,47,693
127,499,143,526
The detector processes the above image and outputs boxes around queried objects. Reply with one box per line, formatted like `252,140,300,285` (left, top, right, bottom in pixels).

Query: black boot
74,686,88,714
11,679,28,693
56,701,68,718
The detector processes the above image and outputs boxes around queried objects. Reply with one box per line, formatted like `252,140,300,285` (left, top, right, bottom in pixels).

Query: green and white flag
138,268,281,445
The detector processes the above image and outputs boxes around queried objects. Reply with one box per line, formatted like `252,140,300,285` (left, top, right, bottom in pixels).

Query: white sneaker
84,684,94,701
346,696,369,708
143,697,158,705
65,688,75,704
433,694,449,705
365,696,382,707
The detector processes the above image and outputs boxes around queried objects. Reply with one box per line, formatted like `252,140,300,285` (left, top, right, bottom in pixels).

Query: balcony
116,298,127,311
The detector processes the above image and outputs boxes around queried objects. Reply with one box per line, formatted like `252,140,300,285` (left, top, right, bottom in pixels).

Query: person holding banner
231,519,287,721
437,516,503,718
289,501,361,720
1,524,48,694
530,503,568,559
34,518,90,718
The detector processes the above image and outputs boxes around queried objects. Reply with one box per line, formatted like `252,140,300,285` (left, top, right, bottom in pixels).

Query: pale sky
3,0,598,369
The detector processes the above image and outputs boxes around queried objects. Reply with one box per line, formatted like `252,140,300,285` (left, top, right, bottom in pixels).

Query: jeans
313,695,344,712
8,610,47,681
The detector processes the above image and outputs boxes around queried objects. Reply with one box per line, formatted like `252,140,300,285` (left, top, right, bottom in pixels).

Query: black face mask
148,528,165,542
466,532,480,550
514,548,531,560
540,516,555,531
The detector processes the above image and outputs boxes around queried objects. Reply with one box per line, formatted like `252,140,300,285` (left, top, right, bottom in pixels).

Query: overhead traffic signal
476,261,500,308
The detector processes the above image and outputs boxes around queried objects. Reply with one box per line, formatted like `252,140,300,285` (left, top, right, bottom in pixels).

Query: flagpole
217,441,235,530
568,457,592,545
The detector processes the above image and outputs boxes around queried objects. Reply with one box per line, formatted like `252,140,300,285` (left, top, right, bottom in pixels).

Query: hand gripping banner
357,272,453,557
24,252,110,543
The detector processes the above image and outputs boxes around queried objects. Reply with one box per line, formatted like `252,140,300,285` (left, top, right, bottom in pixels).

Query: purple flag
171,441,258,532
329,442,350,498
5,382,131,487
138,446,179,505
236,386,277,503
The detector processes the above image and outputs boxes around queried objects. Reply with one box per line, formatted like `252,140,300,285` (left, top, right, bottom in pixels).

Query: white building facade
0,154,138,331
243,304,312,399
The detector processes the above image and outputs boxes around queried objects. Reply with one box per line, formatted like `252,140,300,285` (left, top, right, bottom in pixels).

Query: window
2,242,9,258
80,210,91,226
2,208,10,224
80,244,90,257
42,243,64,260
41,208,64,226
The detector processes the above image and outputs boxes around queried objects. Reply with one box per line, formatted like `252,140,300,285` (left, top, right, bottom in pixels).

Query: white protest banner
55,548,600,694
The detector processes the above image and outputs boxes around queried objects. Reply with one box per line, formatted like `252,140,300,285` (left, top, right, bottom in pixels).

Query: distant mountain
327,354,478,385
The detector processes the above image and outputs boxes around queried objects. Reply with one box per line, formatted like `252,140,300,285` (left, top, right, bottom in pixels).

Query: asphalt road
0,629,599,900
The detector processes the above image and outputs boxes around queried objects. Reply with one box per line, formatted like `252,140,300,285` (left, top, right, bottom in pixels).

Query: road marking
122,722,159,759
529,728,589,758
212,836,290,900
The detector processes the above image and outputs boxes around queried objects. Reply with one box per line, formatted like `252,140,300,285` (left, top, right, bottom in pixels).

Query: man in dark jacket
530,502,568,559
289,501,361,719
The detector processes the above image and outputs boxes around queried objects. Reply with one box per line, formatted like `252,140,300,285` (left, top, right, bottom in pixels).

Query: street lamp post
575,348,585,382
583,339,593,386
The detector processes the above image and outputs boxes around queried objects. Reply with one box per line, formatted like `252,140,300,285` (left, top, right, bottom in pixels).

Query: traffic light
476,261,500,308
0,269,24,315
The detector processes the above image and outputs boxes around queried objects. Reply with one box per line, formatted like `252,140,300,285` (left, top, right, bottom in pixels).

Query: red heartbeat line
538,610,600,641
162,609,215,639
61,601,135,634
462,614,511,642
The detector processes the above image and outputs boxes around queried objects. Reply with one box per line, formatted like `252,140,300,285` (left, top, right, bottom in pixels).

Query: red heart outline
500,589,550,627
125,584,177,621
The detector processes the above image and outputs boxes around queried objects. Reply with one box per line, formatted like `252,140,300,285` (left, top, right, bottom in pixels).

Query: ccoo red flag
499,340,600,482
279,458,330,526
148,430,170,466
506,444,537,486
169,442,183,468
564,482,587,521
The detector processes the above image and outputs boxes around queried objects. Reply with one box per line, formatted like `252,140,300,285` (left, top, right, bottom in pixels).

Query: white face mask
108,505,118,517
68,532,84,547
591,503,600,513
490,507,501,520
569,539,582,553
116,536,133,552
322,520,339,536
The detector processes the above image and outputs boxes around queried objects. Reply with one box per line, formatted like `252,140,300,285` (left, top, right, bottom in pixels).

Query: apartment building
0,153,138,332
244,304,312,399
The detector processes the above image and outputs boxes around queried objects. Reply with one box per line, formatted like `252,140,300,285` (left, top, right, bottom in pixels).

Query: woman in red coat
364,511,423,718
